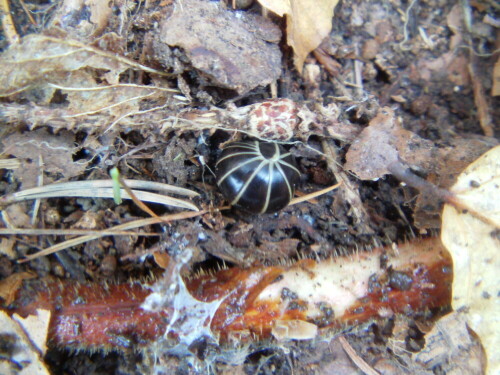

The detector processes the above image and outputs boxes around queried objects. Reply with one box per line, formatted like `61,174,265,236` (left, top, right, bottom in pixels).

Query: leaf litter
0,0,498,374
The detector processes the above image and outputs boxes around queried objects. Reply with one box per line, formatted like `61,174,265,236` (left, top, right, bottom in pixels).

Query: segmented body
215,140,300,214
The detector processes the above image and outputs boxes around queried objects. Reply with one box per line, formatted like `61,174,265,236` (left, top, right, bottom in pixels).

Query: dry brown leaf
3,204,32,229
0,34,165,98
157,0,282,94
0,237,16,259
257,0,339,73
441,145,500,375
0,272,36,306
2,128,88,189
0,35,127,96
344,107,433,180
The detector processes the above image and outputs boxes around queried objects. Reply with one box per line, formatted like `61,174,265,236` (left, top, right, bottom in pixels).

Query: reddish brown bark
7,238,452,350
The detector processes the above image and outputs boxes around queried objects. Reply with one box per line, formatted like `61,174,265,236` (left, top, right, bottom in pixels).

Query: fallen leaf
0,272,36,306
257,0,339,73
441,145,500,375
0,34,132,96
2,128,88,189
344,107,433,180
157,0,282,94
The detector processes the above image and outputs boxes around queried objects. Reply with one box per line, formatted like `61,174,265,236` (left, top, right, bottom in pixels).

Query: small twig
388,161,500,229
18,0,37,26
321,139,374,233
47,83,179,93
468,59,494,137
339,336,380,375
354,44,364,98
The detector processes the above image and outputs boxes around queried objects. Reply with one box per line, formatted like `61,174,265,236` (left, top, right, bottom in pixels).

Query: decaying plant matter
0,0,498,373
9,238,451,358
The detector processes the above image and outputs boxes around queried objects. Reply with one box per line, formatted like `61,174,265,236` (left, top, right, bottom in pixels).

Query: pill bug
215,140,300,214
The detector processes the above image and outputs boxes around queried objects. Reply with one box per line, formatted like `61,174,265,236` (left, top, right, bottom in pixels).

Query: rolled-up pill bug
215,140,300,214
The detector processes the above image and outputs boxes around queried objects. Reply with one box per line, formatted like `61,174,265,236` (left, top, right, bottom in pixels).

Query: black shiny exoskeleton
215,140,300,214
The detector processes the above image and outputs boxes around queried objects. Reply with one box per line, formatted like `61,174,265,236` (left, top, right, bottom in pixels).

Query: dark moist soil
0,0,498,374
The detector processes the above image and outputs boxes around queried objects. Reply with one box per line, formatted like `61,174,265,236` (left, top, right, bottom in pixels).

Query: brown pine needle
118,176,159,218
17,210,210,263
339,336,380,375
288,182,342,207
0,228,159,236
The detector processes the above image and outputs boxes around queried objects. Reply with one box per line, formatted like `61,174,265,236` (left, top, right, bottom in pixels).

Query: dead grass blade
0,228,159,236
0,180,200,211
17,210,208,263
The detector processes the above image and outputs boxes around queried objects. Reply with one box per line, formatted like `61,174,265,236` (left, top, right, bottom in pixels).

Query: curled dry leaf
257,0,340,73
441,145,500,375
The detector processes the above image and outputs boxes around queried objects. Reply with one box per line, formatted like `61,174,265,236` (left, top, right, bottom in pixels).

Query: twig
468,59,494,137
30,155,43,226
387,161,500,229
